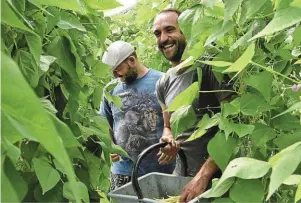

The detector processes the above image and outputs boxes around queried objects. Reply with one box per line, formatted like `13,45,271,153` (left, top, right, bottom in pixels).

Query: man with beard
153,9,234,202
100,41,174,191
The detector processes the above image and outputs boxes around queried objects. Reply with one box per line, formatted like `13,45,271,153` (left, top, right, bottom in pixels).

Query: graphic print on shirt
114,88,159,156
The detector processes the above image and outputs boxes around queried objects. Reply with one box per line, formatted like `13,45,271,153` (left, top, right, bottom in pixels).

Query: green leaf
25,33,42,66
240,93,274,116
274,131,301,150
63,181,89,203
283,175,301,185
267,143,301,200
244,71,273,101
1,0,32,32
48,112,81,148
205,21,234,46
103,90,122,109
92,86,102,109
200,157,270,198
251,123,277,147
1,52,81,202
230,24,254,51
296,182,301,203
231,123,255,138
271,113,301,130
208,132,238,171
224,0,244,24
272,101,301,119
223,43,255,73
47,36,78,80
230,179,264,203
34,182,64,202
82,150,102,189
250,6,301,40
111,144,129,157
1,158,28,202
76,123,111,148
15,50,39,88
222,103,240,118
33,158,61,194
198,60,233,67
40,55,56,72
178,5,203,42
166,82,199,112
29,0,84,12
170,105,197,138
1,136,21,165
57,11,86,32
86,0,121,10
239,0,268,25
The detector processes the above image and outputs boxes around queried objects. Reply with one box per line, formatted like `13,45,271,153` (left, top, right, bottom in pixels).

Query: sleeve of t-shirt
155,74,166,106
202,64,234,102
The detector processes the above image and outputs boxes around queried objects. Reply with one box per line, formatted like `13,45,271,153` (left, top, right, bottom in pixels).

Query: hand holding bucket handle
131,142,187,200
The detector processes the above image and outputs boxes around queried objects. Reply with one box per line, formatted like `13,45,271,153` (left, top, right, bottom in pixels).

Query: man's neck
136,63,149,79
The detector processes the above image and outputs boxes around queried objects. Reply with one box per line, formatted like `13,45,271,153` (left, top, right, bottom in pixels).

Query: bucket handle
131,142,187,200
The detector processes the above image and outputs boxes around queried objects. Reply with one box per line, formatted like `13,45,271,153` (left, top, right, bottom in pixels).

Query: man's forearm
195,156,219,180
163,127,173,139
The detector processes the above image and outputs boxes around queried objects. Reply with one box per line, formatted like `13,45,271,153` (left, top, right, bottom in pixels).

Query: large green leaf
250,6,301,40
1,136,21,166
296,182,301,203
82,150,102,189
57,11,86,32
244,71,273,101
166,82,199,112
271,113,301,130
15,50,39,88
239,0,268,25
63,181,89,203
47,36,78,80
283,175,301,185
86,0,121,10
40,55,56,72
229,179,264,203
223,43,255,73
219,118,255,138
273,131,301,150
34,182,64,202
1,52,81,202
33,158,61,194
267,142,301,200
251,123,277,147
221,103,240,118
200,157,271,198
272,101,301,119
198,60,233,67
48,112,81,148
170,105,197,138
178,5,203,42
205,21,234,46
29,0,84,12
239,93,274,116
229,24,254,51
208,132,238,171
224,0,244,24
1,0,41,65
1,158,28,202
185,113,221,142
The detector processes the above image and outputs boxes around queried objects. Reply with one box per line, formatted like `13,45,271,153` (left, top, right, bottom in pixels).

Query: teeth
164,44,174,49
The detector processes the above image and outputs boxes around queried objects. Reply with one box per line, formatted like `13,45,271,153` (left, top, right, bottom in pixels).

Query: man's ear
127,55,136,67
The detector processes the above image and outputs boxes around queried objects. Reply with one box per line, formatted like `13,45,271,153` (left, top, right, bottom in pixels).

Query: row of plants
1,0,127,202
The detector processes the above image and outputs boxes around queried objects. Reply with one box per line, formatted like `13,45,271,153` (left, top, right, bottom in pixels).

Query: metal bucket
108,143,207,203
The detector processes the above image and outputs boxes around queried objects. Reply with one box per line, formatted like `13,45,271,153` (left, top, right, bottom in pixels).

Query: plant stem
250,61,300,84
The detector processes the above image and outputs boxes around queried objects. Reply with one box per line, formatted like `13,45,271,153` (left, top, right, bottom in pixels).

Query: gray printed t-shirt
156,64,233,176
101,69,174,176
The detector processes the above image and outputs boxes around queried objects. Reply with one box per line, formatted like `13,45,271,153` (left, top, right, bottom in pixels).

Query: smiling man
100,41,174,191
153,9,234,202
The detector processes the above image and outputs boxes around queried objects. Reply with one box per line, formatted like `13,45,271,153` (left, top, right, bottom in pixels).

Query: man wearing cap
152,9,234,202
100,41,174,191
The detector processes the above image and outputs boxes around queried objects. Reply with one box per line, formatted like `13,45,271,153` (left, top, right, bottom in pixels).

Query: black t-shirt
156,63,233,176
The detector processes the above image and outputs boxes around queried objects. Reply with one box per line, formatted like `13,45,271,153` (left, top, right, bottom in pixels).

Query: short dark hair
158,8,182,17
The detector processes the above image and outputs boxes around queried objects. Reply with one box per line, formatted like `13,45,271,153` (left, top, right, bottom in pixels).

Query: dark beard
124,68,138,84
171,40,186,62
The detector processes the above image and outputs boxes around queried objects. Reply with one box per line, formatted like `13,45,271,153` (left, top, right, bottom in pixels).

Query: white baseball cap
102,41,135,70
